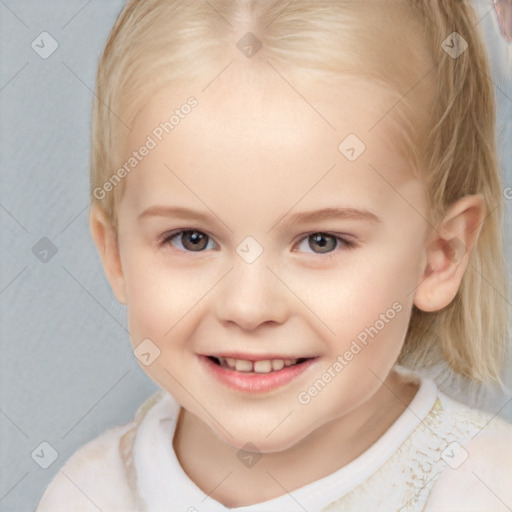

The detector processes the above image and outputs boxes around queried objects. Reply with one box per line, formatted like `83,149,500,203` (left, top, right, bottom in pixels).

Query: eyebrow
139,205,216,223
274,207,380,228
138,205,380,229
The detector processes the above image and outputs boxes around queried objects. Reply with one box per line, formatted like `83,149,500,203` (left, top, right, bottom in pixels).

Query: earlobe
89,205,127,305
413,194,486,313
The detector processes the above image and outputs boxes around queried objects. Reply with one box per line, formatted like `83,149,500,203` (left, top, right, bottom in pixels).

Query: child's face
114,66,429,451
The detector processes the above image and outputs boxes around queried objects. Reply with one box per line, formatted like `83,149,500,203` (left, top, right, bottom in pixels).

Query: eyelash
160,229,356,259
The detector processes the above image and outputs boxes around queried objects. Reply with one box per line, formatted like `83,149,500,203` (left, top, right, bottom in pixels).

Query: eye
161,230,354,255
163,230,216,252
295,232,352,255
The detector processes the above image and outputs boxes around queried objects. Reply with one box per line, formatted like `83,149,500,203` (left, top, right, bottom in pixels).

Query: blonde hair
90,0,509,383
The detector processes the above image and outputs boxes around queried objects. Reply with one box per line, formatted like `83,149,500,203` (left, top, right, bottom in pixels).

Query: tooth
235,359,253,372
225,358,236,369
284,359,297,367
272,359,285,371
254,360,272,373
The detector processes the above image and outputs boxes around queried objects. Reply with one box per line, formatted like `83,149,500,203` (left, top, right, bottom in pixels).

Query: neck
172,369,419,508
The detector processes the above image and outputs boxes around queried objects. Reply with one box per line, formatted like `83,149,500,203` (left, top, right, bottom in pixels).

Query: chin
210,421,309,454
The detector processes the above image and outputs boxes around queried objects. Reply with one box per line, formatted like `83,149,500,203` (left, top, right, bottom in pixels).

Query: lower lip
199,356,317,393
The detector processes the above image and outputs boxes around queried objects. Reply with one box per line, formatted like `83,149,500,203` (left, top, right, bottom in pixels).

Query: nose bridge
215,246,287,329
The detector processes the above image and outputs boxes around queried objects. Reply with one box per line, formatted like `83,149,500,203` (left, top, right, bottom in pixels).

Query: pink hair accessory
494,0,512,42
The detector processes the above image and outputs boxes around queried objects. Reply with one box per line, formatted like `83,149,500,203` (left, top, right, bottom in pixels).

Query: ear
89,204,127,305
414,194,486,312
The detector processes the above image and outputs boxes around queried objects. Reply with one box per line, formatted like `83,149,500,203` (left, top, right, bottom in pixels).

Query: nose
215,256,289,331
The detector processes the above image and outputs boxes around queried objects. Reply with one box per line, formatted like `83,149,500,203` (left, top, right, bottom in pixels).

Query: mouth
200,354,318,393
207,356,310,373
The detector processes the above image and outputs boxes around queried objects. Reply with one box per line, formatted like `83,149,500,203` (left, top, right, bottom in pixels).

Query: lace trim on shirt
119,390,491,512
321,394,490,511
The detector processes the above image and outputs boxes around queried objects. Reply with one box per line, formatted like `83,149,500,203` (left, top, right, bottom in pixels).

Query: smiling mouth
207,356,310,374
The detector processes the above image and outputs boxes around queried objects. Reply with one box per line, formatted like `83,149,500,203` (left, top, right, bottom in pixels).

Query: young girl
37,0,511,510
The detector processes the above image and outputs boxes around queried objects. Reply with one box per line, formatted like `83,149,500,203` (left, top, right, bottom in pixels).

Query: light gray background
0,1,510,511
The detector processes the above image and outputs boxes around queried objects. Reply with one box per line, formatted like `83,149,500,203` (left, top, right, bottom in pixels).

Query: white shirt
35,372,512,511
36,4,512,510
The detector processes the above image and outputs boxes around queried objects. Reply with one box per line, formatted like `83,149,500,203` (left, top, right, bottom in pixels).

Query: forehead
118,67,420,218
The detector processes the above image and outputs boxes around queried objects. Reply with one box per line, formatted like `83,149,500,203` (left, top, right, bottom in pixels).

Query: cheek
285,247,418,339
122,251,218,347
121,254,175,348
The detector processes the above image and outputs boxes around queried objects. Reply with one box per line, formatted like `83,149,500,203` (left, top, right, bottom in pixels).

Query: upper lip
201,352,318,361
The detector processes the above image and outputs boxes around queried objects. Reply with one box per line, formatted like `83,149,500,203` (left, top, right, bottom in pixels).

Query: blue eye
163,230,216,252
